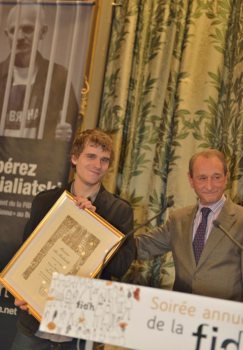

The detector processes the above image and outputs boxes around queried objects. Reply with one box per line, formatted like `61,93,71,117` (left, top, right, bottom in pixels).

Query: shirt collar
70,181,100,204
198,194,226,213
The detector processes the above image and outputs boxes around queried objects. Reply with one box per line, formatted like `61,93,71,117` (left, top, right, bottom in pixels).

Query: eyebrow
84,152,110,159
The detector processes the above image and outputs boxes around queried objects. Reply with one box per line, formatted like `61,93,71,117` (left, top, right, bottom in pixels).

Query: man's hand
14,298,29,312
55,122,72,142
74,196,96,212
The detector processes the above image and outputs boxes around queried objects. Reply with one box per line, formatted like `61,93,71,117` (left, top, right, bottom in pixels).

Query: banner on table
40,273,243,350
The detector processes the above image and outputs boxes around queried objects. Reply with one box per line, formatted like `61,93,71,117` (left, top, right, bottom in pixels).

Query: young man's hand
74,196,96,212
14,298,29,312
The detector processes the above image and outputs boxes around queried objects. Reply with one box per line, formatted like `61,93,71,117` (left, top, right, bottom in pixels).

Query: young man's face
71,143,111,188
188,155,227,205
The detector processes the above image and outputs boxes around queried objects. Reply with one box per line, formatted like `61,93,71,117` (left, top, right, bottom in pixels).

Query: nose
17,28,25,40
205,178,213,190
93,158,102,169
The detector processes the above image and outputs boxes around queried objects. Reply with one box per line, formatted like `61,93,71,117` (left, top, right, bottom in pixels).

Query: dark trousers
11,331,85,350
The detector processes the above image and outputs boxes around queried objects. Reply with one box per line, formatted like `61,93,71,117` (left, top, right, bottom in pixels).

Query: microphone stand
213,220,243,250
96,198,174,279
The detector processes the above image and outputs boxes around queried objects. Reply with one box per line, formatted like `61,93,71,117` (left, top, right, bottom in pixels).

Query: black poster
0,1,95,348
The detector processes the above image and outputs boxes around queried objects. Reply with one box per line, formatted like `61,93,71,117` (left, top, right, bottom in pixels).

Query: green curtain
98,0,243,289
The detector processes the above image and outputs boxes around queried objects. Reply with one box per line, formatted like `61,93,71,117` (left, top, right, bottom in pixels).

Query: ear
188,172,194,188
4,28,9,38
71,154,78,166
224,171,228,186
39,24,48,40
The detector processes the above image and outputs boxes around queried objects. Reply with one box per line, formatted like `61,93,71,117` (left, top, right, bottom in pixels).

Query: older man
137,149,243,301
0,4,78,140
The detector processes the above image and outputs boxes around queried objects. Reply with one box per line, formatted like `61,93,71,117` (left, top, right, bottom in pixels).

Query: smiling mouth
89,170,101,176
203,193,217,196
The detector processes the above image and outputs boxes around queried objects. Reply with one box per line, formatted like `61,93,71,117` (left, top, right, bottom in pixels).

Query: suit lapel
181,206,198,268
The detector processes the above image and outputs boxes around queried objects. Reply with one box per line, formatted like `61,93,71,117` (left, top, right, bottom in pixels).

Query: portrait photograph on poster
0,191,124,321
0,0,95,140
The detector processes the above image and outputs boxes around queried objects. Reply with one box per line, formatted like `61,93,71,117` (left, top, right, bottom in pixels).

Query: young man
137,149,243,301
11,129,135,350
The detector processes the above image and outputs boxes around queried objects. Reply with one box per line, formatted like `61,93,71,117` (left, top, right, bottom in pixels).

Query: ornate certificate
0,191,124,321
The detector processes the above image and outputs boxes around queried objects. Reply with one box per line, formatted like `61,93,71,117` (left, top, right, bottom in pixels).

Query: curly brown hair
71,129,114,164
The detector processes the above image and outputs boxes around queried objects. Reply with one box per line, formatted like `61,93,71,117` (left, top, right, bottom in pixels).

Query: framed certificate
0,191,124,321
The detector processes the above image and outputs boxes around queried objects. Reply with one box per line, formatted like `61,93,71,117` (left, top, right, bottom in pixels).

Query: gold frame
0,191,124,321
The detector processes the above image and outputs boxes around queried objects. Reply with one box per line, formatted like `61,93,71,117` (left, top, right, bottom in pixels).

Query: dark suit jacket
18,183,135,336
137,198,243,301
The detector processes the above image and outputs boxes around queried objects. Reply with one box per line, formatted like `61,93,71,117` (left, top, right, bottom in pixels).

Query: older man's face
188,156,228,205
5,7,46,67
